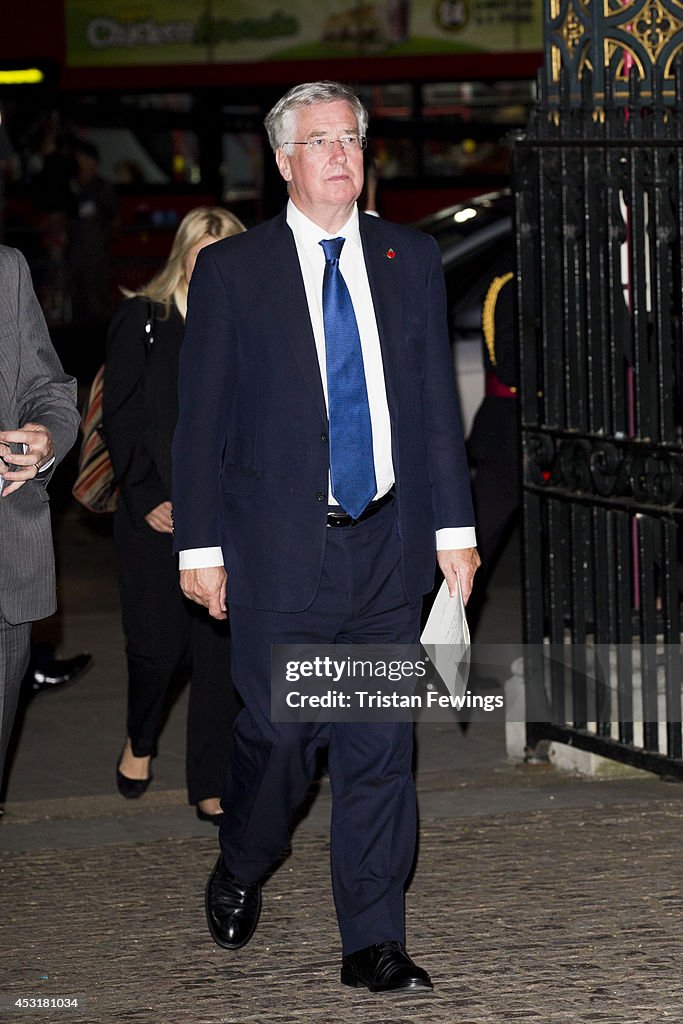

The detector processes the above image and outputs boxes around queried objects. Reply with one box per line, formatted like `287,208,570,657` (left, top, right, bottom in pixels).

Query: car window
416,192,514,342
445,237,514,340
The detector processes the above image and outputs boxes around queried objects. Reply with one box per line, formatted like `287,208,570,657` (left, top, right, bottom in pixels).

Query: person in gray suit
0,245,80,785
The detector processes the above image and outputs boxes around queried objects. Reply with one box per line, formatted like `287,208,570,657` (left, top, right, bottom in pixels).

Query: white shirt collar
286,199,361,253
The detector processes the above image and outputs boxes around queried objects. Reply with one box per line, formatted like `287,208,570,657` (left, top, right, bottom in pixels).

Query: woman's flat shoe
116,753,153,799
116,769,152,799
196,806,224,825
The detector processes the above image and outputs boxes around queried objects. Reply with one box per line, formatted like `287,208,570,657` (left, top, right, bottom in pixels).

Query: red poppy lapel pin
385,247,396,260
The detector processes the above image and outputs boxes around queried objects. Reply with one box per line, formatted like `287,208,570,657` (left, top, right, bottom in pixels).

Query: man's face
275,100,364,225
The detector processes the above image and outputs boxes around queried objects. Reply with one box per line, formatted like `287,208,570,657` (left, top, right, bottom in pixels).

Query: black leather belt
326,488,395,528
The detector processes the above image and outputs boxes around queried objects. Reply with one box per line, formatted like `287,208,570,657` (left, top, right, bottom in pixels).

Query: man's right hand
180,566,228,620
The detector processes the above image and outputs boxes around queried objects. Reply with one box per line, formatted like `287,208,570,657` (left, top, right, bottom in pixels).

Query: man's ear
275,148,293,183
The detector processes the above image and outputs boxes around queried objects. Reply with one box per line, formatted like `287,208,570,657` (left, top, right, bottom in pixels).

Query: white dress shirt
179,200,475,570
288,200,394,506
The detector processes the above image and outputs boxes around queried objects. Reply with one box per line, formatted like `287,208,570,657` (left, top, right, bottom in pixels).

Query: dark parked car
415,190,513,433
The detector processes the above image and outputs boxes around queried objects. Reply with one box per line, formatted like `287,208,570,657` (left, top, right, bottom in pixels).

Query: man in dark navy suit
172,81,479,993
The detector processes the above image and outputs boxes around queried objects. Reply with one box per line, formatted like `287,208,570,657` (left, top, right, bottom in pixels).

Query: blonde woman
103,207,245,821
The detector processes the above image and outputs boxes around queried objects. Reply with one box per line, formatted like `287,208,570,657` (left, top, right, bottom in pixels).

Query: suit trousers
222,501,422,956
0,616,31,787
114,506,239,804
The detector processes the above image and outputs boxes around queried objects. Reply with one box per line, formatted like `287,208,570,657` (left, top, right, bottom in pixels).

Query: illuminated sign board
65,0,542,67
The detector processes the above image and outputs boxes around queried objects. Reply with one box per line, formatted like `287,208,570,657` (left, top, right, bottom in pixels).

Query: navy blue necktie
319,236,377,520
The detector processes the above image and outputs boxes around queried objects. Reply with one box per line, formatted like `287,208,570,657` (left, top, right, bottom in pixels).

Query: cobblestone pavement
2,796,683,1024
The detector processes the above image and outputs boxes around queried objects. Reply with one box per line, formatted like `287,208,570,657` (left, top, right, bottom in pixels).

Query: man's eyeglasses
286,135,367,155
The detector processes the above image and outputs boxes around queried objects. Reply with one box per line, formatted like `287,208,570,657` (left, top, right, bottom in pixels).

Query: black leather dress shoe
26,652,92,696
341,941,433,992
205,855,261,950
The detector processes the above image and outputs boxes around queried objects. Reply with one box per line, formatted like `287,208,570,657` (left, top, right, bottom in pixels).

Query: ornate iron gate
513,0,683,774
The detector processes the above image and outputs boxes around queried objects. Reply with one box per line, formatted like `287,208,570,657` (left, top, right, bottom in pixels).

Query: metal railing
513,58,683,775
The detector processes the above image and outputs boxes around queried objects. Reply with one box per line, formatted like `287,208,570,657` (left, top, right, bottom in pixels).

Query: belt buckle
327,510,354,528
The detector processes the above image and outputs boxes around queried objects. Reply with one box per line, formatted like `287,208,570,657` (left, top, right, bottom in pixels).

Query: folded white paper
420,579,470,699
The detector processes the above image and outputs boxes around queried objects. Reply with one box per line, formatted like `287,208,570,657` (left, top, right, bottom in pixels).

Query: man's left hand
0,423,55,497
437,547,481,605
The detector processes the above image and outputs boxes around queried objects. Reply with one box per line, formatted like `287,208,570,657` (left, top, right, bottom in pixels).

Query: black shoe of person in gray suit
25,646,92,697
205,855,261,950
341,941,433,992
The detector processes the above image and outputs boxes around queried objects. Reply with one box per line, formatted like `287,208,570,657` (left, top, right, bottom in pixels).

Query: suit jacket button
321,432,328,443
316,491,326,501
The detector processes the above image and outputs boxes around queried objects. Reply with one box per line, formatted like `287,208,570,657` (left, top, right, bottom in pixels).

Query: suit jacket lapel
253,211,404,426
258,213,328,425
360,215,403,415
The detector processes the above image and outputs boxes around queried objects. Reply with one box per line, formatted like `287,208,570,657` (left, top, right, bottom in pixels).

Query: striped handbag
71,364,118,513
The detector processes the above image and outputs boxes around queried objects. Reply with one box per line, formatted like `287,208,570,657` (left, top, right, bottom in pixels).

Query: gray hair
264,81,368,154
